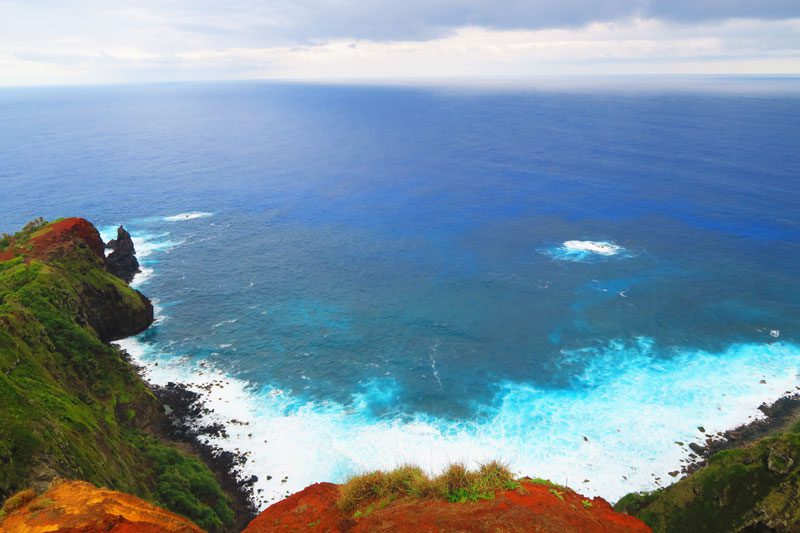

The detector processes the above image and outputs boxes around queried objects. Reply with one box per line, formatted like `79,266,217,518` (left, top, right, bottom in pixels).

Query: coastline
107,225,258,527
151,380,258,528
682,391,800,475
116,332,259,528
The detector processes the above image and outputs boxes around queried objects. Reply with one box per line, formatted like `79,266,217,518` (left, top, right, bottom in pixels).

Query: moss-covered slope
616,422,800,532
0,218,234,531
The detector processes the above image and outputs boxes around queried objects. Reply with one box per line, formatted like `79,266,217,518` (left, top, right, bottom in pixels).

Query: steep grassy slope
616,421,800,532
0,218,234,531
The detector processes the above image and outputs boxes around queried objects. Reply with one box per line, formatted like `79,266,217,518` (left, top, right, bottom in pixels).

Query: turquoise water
1,80,799,505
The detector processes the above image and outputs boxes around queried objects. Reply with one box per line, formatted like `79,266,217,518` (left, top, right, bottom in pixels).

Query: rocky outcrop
0,480,203,532
244,480,650,532
106,225,141,283
0,218,153,340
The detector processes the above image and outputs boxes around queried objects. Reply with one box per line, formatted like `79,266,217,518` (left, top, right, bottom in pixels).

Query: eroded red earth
244,480,651,533
0,480,202,532
0,217,106,262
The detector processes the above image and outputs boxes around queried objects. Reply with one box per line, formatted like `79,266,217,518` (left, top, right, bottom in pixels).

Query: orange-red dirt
0,217,106,262
0,480,203,532
244,480,651,533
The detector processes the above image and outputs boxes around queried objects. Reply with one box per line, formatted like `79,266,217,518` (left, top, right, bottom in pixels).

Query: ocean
1,79,799,507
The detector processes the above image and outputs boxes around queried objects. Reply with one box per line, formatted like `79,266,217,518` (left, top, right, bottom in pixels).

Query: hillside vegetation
0,218,234,531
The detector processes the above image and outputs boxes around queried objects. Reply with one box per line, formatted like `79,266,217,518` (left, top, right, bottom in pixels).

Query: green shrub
131,435,234,532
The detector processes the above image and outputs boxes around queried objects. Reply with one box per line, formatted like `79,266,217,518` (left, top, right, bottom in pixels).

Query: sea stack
106,225,140,283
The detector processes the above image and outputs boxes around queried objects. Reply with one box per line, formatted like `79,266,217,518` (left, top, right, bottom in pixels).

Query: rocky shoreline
118,352,260,530
680,389,800,476
153,382,259,528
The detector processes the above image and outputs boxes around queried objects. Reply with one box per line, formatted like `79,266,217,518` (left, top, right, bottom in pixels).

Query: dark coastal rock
688,442,705,455
106,225,140,283
681,394,800,475
78,276,154,342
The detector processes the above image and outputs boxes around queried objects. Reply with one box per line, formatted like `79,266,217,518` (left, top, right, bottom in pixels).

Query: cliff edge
244,479,649,532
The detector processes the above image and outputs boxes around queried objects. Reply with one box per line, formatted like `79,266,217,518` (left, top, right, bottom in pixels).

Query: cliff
0,217,236,531
243,478,649,532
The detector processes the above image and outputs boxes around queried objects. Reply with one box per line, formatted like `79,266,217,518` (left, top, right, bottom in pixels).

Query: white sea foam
564,240,622,256
118,332,800,510
164,212,213,222
542,240,629,262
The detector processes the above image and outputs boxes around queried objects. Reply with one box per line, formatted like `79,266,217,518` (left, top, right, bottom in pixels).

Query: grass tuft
28,497,56,512
337,461,519,513
1,489,36,515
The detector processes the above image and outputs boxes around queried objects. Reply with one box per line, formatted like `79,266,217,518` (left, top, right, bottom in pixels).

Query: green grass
337,461,520,513
1,489,36,515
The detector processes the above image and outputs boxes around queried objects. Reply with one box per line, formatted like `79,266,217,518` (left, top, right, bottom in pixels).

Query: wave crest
542,240,629,262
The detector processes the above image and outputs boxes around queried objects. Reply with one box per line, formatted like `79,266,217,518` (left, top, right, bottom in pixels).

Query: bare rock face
106,225,141,283
0,480,203,532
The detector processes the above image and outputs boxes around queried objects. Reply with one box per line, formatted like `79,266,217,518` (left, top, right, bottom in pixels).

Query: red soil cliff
0,217,106,262
244,480,651,533
0,480,203,532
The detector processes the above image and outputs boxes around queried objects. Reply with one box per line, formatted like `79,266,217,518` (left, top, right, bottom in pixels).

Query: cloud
0,1,799,85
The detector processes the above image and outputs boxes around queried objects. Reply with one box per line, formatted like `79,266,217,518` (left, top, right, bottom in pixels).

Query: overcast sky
1,0,799,86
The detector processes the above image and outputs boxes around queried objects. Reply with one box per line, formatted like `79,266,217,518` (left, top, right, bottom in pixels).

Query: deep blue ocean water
1,79,799,505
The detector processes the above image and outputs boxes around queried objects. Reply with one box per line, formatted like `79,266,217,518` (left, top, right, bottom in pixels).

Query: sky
1,1,799,86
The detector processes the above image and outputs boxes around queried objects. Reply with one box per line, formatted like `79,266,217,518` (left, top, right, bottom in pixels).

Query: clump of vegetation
28,497,56,512
0,232,12,252
21,217,47,233
0,217,50,253
1,489,36,516
526,477,561,488
337,461,520,513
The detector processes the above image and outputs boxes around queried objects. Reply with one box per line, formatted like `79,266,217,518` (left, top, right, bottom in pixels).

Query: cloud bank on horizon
1,0,799,85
